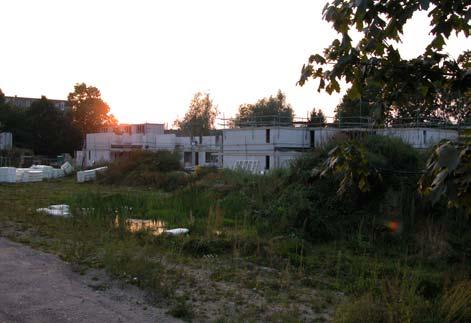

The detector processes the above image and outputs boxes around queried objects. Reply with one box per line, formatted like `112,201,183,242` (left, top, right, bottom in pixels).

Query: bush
284,136,422,242
99,150,186,190
194,165,219,178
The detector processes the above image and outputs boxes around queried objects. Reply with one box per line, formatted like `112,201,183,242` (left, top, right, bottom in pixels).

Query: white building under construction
76,121,460,172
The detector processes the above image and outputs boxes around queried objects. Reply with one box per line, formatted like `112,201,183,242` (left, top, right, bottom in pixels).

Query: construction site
76,116,469,173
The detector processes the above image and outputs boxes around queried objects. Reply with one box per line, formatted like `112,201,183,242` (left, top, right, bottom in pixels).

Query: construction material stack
0,167,17,183
16,168,43,183
61,162,74,175
76,166,108,183
0,162,72,183
31,165,66,179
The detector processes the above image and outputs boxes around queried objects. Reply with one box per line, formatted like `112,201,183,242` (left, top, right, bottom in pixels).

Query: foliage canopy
68,83,117,139
174,92,217,136
0,90,81,154
233,90,294,127
299,0,471,123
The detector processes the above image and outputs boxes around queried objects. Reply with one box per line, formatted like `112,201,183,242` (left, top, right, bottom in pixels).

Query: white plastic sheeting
77,166,108,183
0,167,16,183
164,228,189,236
36,204,71,217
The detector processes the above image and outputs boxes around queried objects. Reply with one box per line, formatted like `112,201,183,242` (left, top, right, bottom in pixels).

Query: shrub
194,165,219,178
267,135,425,244
99,150,186,190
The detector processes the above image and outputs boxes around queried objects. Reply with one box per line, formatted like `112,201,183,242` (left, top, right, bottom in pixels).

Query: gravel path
0,237,180,323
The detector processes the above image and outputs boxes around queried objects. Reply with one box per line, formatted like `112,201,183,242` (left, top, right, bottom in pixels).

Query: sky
0,0,468,127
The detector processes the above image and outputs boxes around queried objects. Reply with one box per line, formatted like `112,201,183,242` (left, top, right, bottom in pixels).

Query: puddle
115,217,166,236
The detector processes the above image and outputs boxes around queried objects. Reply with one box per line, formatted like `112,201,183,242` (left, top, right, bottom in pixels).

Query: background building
76,123,222,169
4,96,69,110
76,121,460,172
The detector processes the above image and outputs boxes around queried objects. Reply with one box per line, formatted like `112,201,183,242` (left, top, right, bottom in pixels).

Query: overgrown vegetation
0,135,470,322
98,150,189,190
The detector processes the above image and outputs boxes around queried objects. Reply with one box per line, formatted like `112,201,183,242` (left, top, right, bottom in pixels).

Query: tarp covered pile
77,166,108,183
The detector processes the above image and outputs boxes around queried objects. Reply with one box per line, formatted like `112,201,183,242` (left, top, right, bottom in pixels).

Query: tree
0,95,32,148
233,90,294,127
174,92,217,136
0,88,4,105
68,83,117,139
309,108,326,126
29,97,62,155
0,89,81,154
298,1,471,123
28,96,81,155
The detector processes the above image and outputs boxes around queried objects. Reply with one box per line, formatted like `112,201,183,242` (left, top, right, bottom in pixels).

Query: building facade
76,123,222,168
77,123,460,172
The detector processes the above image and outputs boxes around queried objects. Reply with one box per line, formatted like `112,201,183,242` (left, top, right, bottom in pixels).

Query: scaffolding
218,115,470,130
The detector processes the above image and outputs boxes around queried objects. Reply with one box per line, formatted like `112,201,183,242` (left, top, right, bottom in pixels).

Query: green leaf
348,82,362,100
430,35,446,50
358,177,367,192
431,169,449,189
418,85,429,97
419,0,430,10
437,144,460,170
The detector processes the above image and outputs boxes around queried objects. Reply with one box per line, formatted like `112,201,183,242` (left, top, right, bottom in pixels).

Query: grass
0,178,338,321
0,178,466,322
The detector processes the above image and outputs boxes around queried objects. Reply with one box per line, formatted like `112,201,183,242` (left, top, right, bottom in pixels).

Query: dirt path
0,237,180,323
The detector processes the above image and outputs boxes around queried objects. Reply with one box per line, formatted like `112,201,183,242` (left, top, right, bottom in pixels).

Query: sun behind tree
68,83,117,140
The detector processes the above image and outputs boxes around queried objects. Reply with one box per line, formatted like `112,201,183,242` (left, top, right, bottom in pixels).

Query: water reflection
115,217,166,236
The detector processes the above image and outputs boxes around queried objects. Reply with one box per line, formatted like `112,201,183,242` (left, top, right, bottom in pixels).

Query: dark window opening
184,152,192,164
265,129,270,143
310,130,315,148
265,155,270,170
195,152,199,166
199,135,203,144
205,152,212,163
423,130,427,144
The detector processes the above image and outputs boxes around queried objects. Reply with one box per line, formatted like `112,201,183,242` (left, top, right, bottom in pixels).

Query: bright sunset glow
0,0,468,126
